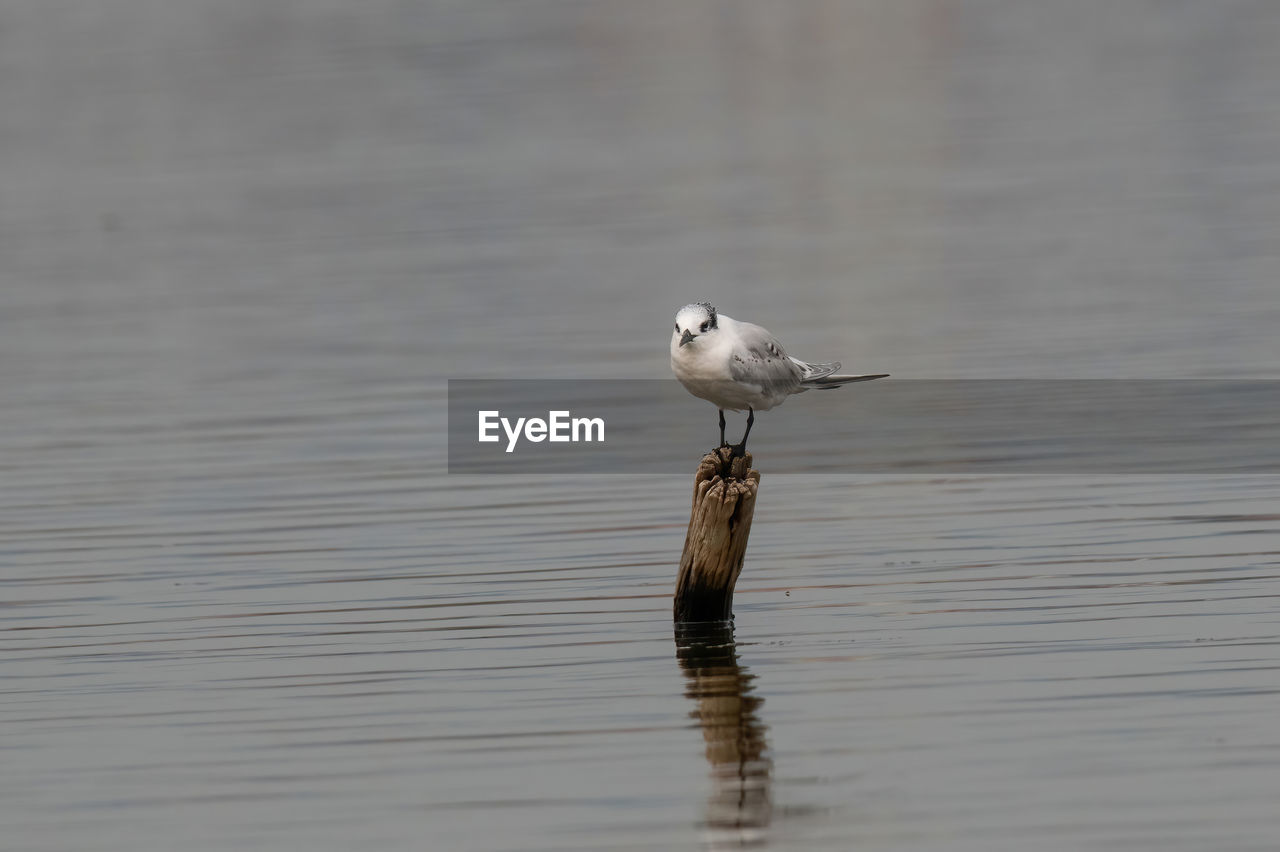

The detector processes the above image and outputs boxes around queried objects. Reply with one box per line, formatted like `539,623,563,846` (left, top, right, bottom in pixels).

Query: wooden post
674,447,760,622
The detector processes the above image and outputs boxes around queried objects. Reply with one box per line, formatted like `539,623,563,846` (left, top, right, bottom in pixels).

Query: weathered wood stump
674,448,760,623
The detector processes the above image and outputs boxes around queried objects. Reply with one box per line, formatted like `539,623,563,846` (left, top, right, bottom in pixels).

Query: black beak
680,329,696,347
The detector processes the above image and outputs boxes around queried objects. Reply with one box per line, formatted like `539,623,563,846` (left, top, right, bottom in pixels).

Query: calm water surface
3,2,1279,850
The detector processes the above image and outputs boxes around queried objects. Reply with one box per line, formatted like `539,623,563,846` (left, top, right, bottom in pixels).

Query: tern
670,302,887,454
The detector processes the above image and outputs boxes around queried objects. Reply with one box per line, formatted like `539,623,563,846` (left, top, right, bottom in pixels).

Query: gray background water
3,2,1279,850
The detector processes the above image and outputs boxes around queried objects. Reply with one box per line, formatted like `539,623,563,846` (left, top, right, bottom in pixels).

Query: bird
670,302,887,455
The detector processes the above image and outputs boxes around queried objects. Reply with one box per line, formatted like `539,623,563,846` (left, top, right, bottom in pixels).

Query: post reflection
675,623,773,845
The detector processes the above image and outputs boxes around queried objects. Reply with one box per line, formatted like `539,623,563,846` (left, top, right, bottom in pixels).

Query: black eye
699,322,709,332
675,323,680,331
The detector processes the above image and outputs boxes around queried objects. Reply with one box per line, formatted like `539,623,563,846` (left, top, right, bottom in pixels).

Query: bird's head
673,302,718,347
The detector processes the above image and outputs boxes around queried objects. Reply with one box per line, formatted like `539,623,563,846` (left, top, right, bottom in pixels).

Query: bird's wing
728,322,804,397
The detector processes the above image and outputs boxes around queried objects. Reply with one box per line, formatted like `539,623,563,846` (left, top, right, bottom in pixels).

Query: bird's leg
731,407,755,458
718,409,727,448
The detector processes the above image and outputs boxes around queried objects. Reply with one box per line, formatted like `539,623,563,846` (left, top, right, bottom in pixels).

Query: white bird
670,302,887,453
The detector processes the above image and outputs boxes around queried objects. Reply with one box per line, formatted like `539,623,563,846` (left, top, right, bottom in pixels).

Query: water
3,2,1279,850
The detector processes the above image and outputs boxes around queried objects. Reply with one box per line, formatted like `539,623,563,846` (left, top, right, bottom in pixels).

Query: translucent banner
448,380,1280,474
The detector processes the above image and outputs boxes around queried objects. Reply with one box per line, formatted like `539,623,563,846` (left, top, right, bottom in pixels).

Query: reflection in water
676,624,773,846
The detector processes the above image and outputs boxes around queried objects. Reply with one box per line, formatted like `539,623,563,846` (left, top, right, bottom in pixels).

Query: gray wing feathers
729,323,804,396
730,321,889,397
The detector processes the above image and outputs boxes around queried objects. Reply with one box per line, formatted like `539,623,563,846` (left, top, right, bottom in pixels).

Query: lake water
2,2,1279,850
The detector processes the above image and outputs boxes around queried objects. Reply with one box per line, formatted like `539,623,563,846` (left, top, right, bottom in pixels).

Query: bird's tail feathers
791,358,842,381
801,372,890,389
